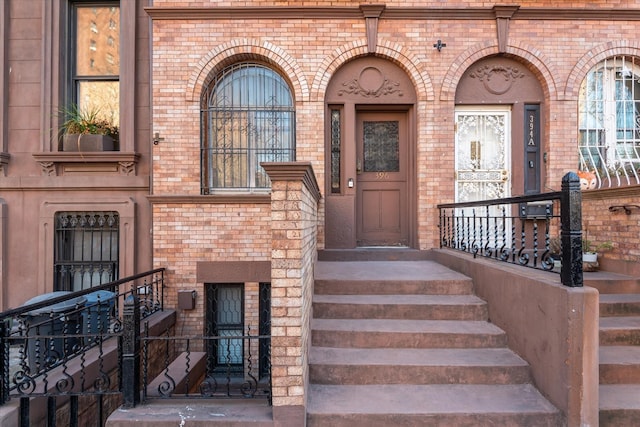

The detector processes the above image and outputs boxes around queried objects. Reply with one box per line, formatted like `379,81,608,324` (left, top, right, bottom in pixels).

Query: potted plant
582,238,613,263
60,104,118,151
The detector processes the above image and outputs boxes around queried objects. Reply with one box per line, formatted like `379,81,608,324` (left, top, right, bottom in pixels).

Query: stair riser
312,331,507,349
307,413,562,427
314,280,473,296
600,302,640,317
309,365,531,385
586,280,640,295
600,410,640,427
313,303,487,320
600,330,640,346
599,365,640,384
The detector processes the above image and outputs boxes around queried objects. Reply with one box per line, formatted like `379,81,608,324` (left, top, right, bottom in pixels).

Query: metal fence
438,172,585,287
0,269,165,426
140,332,271,402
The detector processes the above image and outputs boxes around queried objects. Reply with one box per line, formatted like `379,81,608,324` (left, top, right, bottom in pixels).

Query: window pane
330,109,341,193
77,80,120,127
363,121,399,172
76,6,120,76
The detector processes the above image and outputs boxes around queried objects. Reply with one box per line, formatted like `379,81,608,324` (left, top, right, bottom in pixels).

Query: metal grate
201,63,295,192
579,55,640,188
54,211,119,292
205,284,244,375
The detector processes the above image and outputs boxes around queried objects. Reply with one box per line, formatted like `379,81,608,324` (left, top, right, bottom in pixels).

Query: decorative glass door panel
455,108,511,248
356,112,408,246
363,121,400,172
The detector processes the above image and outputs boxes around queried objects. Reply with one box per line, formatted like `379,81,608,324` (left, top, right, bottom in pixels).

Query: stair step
313,294,488,320
315,261,473,295
600,346,640,384
318,249,433,261
307,384,561,427
309,347,530,385
600,316,640,345
599,384,640,426
311,318,507,348
585,272,640,294
600,294,640,317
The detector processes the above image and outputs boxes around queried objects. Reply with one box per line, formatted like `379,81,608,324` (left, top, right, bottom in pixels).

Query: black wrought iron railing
0,268,165,426
119,291,272,408
0,268,272,426
438,172,585,287
140,332,271,402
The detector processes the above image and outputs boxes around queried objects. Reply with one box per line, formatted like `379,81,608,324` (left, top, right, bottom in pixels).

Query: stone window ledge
32,152,140,176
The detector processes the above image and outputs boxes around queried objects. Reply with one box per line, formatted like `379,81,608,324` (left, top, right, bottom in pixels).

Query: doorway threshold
318,248,433,262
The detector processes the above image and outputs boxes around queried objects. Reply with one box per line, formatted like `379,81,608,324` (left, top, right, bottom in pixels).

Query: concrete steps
308,384,560,427
312,318,508,348
313,294,488,320
309,347,531,385
308,253,561,426
598,276,640,426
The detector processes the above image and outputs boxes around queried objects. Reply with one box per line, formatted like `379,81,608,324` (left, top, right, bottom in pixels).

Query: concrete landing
315,260,471,282
106,399,272,427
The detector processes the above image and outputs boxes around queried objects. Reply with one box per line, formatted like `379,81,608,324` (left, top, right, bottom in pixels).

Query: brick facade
148,3,640,247
146,3,640,416
0,0,638,424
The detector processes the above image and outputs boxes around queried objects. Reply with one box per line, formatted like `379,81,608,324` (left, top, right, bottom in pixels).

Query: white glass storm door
454,107,511,253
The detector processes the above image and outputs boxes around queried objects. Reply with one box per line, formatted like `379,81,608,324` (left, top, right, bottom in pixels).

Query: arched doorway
455,56,545,202
324,57,417,248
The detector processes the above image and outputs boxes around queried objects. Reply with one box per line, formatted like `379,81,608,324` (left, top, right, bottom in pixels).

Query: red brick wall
149,1,640,337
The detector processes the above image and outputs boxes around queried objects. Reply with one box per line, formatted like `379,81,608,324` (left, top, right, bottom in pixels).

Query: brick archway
186,39,309,104
310,40,432,102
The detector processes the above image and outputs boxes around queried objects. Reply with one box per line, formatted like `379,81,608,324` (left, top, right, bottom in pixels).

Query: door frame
355,110,410,246
323,57,418,249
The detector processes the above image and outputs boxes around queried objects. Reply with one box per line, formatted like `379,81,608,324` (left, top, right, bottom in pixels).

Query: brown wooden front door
356,111,408,246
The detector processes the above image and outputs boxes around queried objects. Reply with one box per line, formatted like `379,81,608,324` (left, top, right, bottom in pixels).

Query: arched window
579,55,640,187
201,63,296,193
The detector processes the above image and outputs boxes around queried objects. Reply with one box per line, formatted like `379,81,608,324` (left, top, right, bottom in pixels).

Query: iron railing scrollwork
140,327,271,402
438,172,584,287
0,268,165,426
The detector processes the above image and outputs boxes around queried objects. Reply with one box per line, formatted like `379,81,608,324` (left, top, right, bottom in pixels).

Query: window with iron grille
579,55,640,187
201,63,295,193
54,211,119,292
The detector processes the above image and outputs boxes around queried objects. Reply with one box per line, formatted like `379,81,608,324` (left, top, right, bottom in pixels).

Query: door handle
356,159,362,174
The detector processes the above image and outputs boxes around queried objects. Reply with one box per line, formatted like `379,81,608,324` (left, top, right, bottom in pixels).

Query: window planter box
63,134,116,152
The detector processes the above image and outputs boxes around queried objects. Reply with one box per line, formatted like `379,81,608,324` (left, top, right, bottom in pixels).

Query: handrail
437,191,563,209
0,268,166,408
0,268,165,321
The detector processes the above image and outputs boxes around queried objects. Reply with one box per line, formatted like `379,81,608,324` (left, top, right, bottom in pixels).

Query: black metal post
122,292,140,408
560,172,584,287
20,397,29,427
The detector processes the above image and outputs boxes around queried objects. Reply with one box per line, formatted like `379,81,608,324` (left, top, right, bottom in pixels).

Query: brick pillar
262,162,321,427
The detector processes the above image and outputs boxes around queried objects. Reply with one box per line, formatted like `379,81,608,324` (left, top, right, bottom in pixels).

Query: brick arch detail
186,39,310,103
440,42,559,102
565,41,640,99
310,40,433,102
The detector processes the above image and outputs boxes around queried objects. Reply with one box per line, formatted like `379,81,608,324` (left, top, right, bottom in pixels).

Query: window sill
32,152,140,176
148,193,271,204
